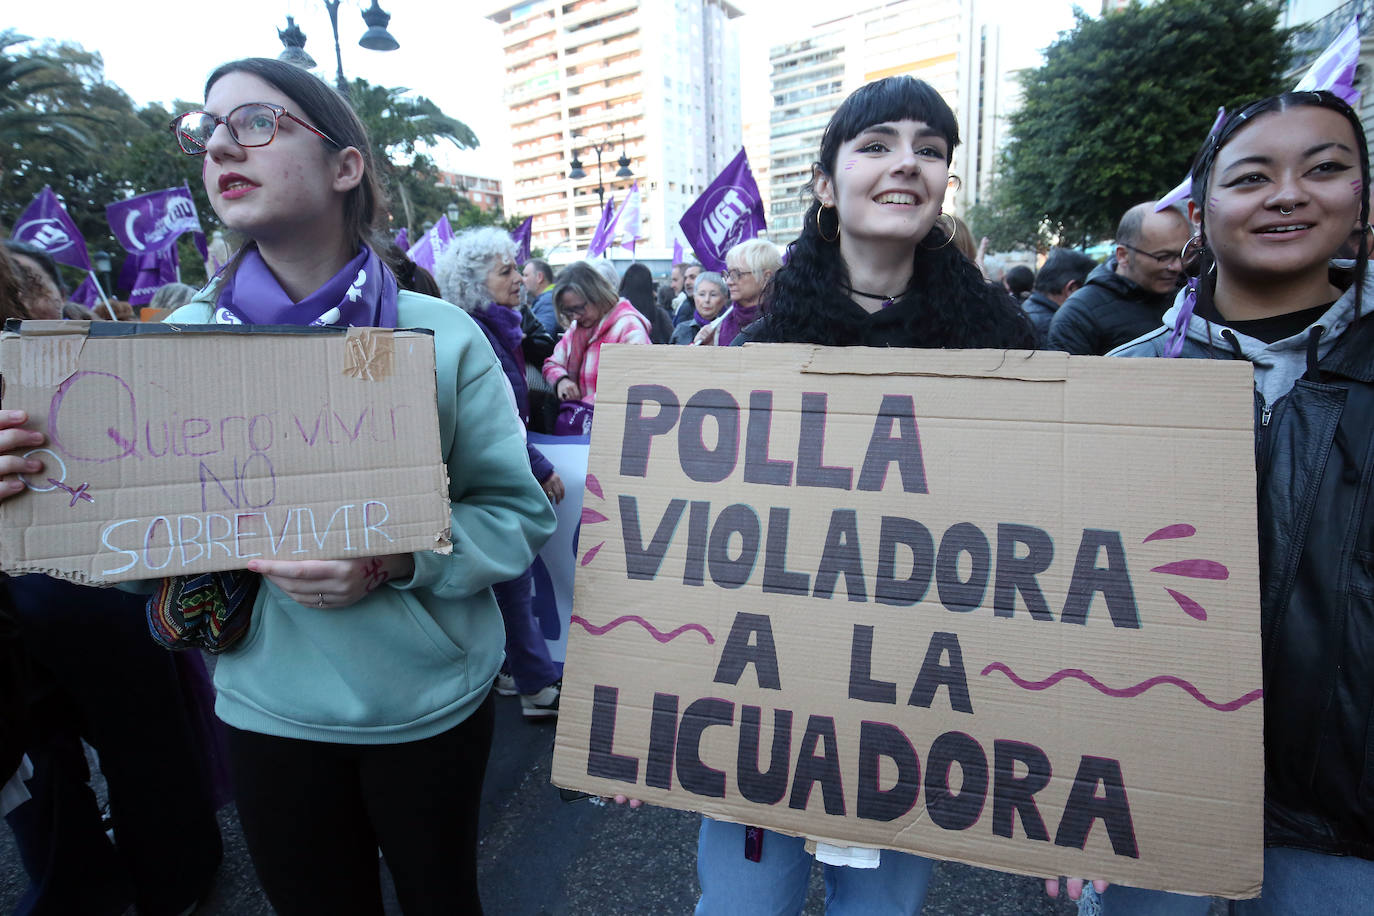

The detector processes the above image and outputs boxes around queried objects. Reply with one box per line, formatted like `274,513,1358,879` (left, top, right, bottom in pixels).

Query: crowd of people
0,50,1370,916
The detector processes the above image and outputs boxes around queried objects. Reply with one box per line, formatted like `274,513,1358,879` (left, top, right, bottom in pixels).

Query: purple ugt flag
11,186,91,271
511,217,533,263
587,196,618,258
393,227,409,251
679,148,767,272
672,238,684,266
106,186,202,255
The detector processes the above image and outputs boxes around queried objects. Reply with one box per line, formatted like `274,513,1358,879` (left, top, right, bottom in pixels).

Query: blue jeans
491,567,560,695
1102,846,1374,915
695,817,933,915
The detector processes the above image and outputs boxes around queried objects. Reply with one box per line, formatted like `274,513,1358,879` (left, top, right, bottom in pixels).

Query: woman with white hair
718,238,783,345
436,226,564,720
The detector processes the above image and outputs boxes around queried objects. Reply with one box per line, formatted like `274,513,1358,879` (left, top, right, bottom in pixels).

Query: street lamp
277,1,399,96
567,132,633,209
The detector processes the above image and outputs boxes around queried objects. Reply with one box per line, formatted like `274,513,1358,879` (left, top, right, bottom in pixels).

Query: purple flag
120,248,180,305
614,183,641,254
673,238,684,266
679,149,767,272
69,275,101,308
1296,19,1361,105
406,216,455,273
587,196,618,258
394,227,409,251
106,186,202,254
511,216,533,263
10,186,91,271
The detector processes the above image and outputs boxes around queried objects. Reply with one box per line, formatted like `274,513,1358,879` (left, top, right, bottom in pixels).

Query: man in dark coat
1022,248,1098,345
1047,202,1190,354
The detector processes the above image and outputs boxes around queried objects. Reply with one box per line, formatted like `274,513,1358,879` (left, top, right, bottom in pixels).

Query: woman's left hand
248,554,416,609
693,323,718,346
542,471,566,504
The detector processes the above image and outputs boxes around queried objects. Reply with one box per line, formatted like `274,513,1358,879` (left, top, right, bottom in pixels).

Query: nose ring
1279,206,1294,215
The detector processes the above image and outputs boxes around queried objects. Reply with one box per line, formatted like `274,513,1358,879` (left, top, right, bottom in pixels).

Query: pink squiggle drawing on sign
980,662,1262,712
1143,524,1195,543
585,473,604,499
1152,559,1229,580
1165,587,1208,621
572,613,715,645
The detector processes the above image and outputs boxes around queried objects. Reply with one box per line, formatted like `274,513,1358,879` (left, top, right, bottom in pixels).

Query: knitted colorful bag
146,571,260,654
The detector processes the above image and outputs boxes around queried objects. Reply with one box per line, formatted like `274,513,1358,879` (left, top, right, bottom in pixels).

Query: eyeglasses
1120,243,1183,267
559,302,590,318
169,102,339,156
724,269,753,281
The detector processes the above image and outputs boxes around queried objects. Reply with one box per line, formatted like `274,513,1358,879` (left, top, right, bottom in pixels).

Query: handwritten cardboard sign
0,321,451,584
552,345,1264,898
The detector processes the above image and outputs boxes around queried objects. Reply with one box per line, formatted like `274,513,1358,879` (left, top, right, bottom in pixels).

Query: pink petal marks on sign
980,663,1262,712
581,507,608,524
1165,588,1208,621
572,613,715,645
579,542,605,566
1142,524,1196,543
580,473,607,567
1152,559,1229,580
584,473,604,500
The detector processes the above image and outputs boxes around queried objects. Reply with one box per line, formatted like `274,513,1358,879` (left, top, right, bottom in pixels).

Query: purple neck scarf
693,308,712,327
718,302,761,347
214,246,399,328
483,303,525,370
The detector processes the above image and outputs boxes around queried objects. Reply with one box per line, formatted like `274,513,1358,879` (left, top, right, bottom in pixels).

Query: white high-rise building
486,0,743,262
766,0,972,243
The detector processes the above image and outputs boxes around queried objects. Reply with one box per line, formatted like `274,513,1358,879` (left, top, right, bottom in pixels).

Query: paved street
1,691,1222,915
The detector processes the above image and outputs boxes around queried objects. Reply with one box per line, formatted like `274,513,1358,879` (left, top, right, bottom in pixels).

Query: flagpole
87,271,119,320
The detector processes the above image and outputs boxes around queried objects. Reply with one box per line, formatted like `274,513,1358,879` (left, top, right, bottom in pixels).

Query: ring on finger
316,592,326,608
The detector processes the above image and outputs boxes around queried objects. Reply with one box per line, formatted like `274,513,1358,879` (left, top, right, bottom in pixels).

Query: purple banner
406,216,455,273
679,148,767,272
10,186,91,271
119,248,180,305
69,275,101,308
106,186,202,254
394,227,409,251
511,216,533,263
588,196,617,258
673,238,684,266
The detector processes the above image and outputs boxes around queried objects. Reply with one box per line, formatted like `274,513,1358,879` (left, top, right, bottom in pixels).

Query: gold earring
922,212,956,249
816,204,839,243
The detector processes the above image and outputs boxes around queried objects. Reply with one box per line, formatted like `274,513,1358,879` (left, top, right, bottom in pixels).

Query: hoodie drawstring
1304,325,1324,383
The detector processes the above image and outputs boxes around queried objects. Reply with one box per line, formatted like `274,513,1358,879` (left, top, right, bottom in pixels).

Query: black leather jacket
1119,303,1374,858
1048,261,1176,355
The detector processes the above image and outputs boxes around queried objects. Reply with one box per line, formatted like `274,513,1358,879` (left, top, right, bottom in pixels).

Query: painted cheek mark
842,159,856,171
1351,179,1363,198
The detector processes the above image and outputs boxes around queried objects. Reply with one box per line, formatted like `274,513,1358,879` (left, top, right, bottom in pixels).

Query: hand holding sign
248,554,415,609
0,410,46,499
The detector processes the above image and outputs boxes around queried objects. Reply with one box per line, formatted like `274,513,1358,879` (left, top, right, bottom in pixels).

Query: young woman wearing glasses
0,58,557,914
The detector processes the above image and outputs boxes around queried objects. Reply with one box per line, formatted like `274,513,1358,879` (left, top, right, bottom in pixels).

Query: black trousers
4,575,223,916
225,692,495,916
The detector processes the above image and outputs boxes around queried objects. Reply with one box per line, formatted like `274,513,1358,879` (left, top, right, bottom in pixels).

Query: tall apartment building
437,171,505,213
958,19,1024,213
486,0,743,260
766,0,972,242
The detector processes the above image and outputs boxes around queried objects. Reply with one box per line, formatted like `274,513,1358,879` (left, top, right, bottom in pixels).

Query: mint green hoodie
165,288,557,743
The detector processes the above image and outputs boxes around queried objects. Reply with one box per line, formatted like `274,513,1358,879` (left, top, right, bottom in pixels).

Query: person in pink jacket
542,261,652,406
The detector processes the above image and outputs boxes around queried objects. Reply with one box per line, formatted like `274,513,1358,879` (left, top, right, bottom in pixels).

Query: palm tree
347,79,480,236
0,32,106,176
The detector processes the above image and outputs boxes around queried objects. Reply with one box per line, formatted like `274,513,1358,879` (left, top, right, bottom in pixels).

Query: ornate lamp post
567,132,633,210
277,1,399,97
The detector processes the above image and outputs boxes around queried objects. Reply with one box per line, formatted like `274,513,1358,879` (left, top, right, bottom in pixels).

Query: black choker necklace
847,286,908,309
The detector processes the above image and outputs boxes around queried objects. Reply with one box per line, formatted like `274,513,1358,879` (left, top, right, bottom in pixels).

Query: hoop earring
816,205,839,243
921,212,956,250
1180,233,1207,278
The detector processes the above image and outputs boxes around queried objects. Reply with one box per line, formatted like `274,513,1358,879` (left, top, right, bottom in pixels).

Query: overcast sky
11,0,1077,179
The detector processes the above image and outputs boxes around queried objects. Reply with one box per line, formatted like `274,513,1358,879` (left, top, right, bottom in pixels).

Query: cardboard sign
0,321,452,584
552,345,1263,898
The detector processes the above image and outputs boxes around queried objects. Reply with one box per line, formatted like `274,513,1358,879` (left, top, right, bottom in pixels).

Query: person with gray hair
1048,201,1190,354
671,271,729,344
148,283,198,312
435,226,565,720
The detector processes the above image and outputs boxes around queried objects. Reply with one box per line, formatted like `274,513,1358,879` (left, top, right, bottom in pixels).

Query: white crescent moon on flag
124,211,145,251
